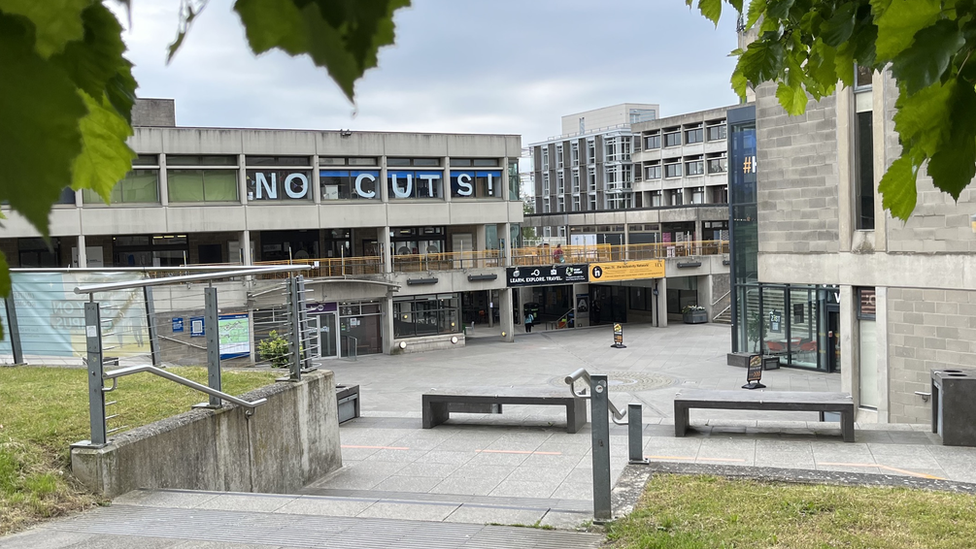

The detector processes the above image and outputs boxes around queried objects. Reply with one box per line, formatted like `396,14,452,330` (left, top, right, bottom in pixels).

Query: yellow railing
252,240,729,277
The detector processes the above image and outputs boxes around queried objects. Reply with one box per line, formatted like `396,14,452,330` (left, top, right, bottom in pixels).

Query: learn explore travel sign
506,264,588,287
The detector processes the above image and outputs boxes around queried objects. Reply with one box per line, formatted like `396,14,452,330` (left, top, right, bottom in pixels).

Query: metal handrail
103,364,268,415
564,368,627,424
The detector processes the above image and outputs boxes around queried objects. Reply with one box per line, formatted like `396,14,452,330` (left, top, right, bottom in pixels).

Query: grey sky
121,0,741,146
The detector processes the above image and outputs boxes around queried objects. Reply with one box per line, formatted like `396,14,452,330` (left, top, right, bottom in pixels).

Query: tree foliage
0,0,409,337
687,0,976,220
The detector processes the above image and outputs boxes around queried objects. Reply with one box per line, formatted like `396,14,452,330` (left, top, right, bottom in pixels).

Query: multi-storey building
0,99,524,356
733,63,976,425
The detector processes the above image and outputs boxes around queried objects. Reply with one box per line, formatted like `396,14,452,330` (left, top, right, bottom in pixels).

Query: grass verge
0,365,277,536
605,474,976,549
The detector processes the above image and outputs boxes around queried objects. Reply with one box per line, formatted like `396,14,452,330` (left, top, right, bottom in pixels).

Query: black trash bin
931,368,976,446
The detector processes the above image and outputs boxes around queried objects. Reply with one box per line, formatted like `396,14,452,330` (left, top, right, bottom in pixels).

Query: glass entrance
314,312,339,359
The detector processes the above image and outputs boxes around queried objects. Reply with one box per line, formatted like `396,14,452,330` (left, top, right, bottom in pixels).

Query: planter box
683,311,708,324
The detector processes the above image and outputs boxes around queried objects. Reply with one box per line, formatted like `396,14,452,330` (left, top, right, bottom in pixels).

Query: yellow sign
589,260,665,282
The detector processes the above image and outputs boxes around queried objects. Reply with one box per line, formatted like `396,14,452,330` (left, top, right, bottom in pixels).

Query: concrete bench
422,387,587,433
674,389,855,442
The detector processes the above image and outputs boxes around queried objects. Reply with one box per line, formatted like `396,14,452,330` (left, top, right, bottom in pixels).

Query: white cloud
118,0,741,146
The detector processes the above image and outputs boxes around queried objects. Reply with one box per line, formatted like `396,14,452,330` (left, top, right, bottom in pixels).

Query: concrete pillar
444,156,452,202
241,230,252,265
380,226,392,273
623,223,630,260
476,224,487,262
655,278,668,328
76,234,88,267
840,285,855,402
380,156,390,203
699,274,713,319
499,288,514,342
381,295,395,354
573,282,589,327
311,154,321,205
502,222,512,267
159,153,169,206
238,153,247,205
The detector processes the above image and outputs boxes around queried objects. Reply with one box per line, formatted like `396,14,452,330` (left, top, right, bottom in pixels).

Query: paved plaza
5,322,976,548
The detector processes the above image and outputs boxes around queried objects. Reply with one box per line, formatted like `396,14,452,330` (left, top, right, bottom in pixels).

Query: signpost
742,354,766,389
611,323,626,349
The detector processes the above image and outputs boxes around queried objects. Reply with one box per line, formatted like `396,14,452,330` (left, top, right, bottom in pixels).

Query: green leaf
49,2,134,118
822,2,857,47
738,39,785,84
0,12,86,237
235,0,409,102
745,0,767,28
775,81,808,114
731,68,749,99
926,81,976,200
872,0,941,61
891,20,965,96
807,39,838,95
698,0,722,25
71,91,136,200
728,0,744,12
878,155,919,220
0,0,93,57
766,0,794,20
892,79,954,158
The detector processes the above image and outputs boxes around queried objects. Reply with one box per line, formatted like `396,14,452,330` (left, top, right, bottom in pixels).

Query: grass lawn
606,474,976,549
0,365,277,536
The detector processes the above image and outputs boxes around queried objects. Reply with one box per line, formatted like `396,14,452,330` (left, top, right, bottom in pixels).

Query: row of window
540,136,632,169
643,156,727,180
71,168,511,205
642,123,726,150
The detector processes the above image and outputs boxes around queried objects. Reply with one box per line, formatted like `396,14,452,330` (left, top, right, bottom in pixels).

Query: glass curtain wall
728,105,759,353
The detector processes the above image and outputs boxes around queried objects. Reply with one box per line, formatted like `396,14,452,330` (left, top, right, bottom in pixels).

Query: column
475,224,487,267
623,223,630,260
238,153,248,205
241,229,252,265
444,156,452,202
655,278,668,328
311,154,321,204
499,288,514,342
699,274,713,319
76,234,88,268
380,226,392,273
381,296,395,354
502,222,512,267
159,153,169,207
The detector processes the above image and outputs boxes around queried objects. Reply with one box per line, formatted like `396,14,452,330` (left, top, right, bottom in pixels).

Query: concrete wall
132,99,176,127
886,288,976,423
755,83,840,256
71,370,341,498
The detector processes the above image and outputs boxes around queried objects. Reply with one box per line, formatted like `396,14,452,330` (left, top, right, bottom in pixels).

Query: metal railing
102,364,268,412
252,240,730,278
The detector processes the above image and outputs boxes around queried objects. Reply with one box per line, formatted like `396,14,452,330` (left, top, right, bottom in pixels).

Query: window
167,155,236,166
556,144,564,168
855,64,873,90
246,156,309,166
393,294,460,338
707,157,728,174
587,139,595,163
542,173,550,195
650,191,662,207
320,157,379,166
572,169,581,193
571,141,580,166
685,159,704,176
854,84,875,230
557,196,565,212
588,194,597,211
605,137,619,162
711,185,729,204
667,189,683,206
664,162,682,178
246,169,311,201
629,108,656,123
320,170,380,200
691,187,704,204
645,133,661,149
587,166,597,192
621,137,632,162
173,170,239,202
556,171,565,194
543,197,551,213
451,158,499,167
388,157,441,167
387,170,444,199
572,195,581,211
684,125,703,144
706,124,727,141
83,169,160,204
645,163,661,180
541,147,549,170
664,130,681,147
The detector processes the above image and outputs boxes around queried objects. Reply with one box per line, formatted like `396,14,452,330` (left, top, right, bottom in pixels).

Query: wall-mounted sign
589,260,665,282
450,170,501,198
218,313,250,359
506,264,588,287
190,316,205,337
246,170,312,200
172,317,184,333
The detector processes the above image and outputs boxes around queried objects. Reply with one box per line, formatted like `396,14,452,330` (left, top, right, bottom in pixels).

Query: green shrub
258,330,290,368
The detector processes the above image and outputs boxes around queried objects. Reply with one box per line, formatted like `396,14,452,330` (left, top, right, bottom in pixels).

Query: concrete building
0,99,524,357
737,65,976,425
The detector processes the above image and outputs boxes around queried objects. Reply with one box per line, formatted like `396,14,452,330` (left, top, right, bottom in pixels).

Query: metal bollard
590,374,612,521
628,403,648,464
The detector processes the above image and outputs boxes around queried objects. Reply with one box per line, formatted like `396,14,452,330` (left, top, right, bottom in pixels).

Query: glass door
315,312,339,359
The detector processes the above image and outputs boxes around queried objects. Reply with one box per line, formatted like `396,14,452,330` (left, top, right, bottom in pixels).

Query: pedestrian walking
524,312,534,333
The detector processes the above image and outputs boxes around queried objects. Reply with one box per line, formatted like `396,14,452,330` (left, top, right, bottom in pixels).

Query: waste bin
931,368,976,446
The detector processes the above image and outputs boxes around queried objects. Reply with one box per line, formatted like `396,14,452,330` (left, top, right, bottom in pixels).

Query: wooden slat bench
674,389,855,442
422,387,587,433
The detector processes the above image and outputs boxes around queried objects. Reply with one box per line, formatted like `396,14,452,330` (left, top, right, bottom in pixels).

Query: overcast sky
120,0,741,146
